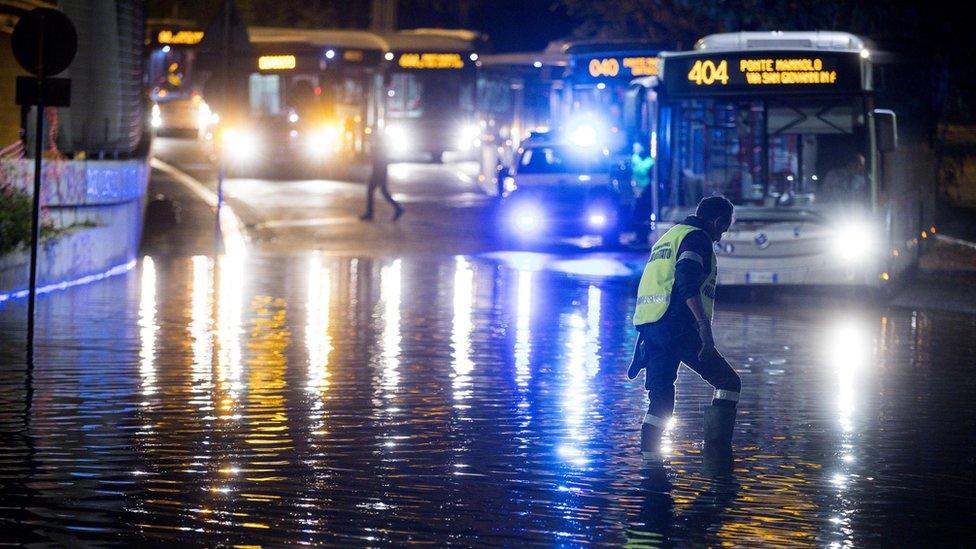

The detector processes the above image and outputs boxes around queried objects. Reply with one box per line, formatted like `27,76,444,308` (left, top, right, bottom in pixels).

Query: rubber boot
702,405,736,478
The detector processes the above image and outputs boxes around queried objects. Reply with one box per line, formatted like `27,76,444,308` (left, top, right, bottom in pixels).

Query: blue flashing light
569,125,598,148
565,113,605,148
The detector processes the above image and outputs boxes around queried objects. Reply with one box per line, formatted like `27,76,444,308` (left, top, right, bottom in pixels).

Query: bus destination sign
663,50,863,95
398,53,464,70
258,55,297,71
581,55,660,81
156,30,204,45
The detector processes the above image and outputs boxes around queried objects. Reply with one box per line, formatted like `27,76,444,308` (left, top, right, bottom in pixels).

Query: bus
381,29,484,162
146,20,215,138
477,41,665,194
557,40,666,162
625,31,929,287
477,47,567,193
217,28,386,173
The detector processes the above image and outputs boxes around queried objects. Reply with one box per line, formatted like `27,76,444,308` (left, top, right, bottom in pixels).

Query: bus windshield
668,96,868,214
248,73,331,120
388,71,475,119
518,145,609,175
148,47,196,101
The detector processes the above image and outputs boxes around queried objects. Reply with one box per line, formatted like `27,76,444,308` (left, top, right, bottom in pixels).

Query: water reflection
138,257,158,399
452,256,474,401
514,268,533,390
379,259,402,394
190,256,214,415
306,256,332,435
2,251,975,545
824,316,875,549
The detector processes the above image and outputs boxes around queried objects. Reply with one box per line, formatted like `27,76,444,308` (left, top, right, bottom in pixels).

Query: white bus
625,31,932,287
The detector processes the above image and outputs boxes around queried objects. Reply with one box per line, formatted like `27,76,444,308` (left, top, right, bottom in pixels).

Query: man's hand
697,319,716,362
627,331,647,380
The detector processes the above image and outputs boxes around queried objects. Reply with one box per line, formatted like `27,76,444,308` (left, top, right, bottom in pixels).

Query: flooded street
2,246,975,545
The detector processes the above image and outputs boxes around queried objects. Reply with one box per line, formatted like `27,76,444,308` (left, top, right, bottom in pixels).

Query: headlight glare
222,128,259,159
834,222,875,263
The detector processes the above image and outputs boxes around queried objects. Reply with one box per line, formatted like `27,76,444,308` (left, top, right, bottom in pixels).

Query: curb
934,233,976,251
149,158,247,255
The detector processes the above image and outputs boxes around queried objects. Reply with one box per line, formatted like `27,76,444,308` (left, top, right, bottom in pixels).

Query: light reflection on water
0,252,974,545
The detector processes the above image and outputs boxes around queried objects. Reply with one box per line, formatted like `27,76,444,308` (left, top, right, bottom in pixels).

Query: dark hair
696,196,734,222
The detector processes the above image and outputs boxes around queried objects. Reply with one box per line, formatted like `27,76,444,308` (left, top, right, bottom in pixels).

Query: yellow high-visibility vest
633,224,717,325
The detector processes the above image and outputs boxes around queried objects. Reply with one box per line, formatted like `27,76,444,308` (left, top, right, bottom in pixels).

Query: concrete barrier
0,157,148,299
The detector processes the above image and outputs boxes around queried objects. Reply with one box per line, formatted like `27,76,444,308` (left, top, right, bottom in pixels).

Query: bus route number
687,60,729,86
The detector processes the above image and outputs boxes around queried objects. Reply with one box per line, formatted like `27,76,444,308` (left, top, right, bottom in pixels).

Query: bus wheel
431,151,444,163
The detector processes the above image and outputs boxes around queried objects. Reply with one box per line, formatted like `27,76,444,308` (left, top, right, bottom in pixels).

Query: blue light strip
0,259,138,305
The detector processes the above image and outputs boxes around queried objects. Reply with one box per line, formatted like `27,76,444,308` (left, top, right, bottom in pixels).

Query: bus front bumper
714,252,886,287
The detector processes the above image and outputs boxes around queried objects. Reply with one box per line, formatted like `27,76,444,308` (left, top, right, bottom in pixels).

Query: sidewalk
890,236,976,314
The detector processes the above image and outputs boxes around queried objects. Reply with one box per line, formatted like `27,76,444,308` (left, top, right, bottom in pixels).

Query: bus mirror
874,109,897,153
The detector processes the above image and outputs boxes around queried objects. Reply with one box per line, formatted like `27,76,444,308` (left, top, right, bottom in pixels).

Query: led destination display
663,50,864,95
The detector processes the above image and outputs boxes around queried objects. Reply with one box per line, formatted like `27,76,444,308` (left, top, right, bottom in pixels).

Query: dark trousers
364,164,400,215
637,321,741,422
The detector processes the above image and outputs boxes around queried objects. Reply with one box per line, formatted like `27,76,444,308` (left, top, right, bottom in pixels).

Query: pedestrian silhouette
360,132,403,221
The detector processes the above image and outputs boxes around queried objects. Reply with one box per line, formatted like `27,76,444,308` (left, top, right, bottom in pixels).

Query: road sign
11,8,78,77
15,76,71,107
9,8,78,367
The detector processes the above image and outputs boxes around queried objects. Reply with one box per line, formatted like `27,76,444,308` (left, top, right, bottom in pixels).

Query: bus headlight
197,102,213,129
834,222,876,263
458,123,480,149
222,128,259,159
384,124,410,153
306,125,340,157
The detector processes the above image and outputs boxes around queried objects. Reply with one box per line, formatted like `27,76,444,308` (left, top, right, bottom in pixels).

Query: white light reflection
514,270,533,389
560,312,593,467
824,315,875,548
451,257,474,401
827,319,872,433
216,248,245,414
585,285,601,375
380,260,402,392
138,257,158,398
306,256,332,396
190,256,215,412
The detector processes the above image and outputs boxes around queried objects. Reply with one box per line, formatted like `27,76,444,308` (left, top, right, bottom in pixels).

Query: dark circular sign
12,8,78,76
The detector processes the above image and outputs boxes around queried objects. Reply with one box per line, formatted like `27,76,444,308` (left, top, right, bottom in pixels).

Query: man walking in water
360,129,403,221
628,196,740,475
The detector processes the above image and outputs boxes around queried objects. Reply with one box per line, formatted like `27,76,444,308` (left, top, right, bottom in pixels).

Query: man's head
849,153,866,172
696,196,734,242
632,142,644,155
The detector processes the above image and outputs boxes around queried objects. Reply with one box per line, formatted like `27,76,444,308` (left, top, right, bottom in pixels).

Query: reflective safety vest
633,223,717,325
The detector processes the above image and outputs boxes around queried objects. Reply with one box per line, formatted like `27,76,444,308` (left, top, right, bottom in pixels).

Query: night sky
149,0,577,53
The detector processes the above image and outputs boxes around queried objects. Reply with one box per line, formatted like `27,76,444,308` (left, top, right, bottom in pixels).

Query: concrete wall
0,157,148,296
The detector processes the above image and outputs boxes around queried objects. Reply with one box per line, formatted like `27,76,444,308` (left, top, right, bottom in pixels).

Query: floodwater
1,250,975,546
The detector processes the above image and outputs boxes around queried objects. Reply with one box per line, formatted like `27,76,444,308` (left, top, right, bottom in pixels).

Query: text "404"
687,60,729,86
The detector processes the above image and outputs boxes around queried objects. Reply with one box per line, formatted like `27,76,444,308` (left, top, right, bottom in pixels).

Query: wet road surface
1,140,975,546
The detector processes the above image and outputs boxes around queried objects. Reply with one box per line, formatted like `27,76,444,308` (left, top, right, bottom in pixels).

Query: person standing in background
630,141,655,246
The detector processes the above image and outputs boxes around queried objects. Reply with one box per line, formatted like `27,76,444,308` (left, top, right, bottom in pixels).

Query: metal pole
215,0,231,254
26,16,46,366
